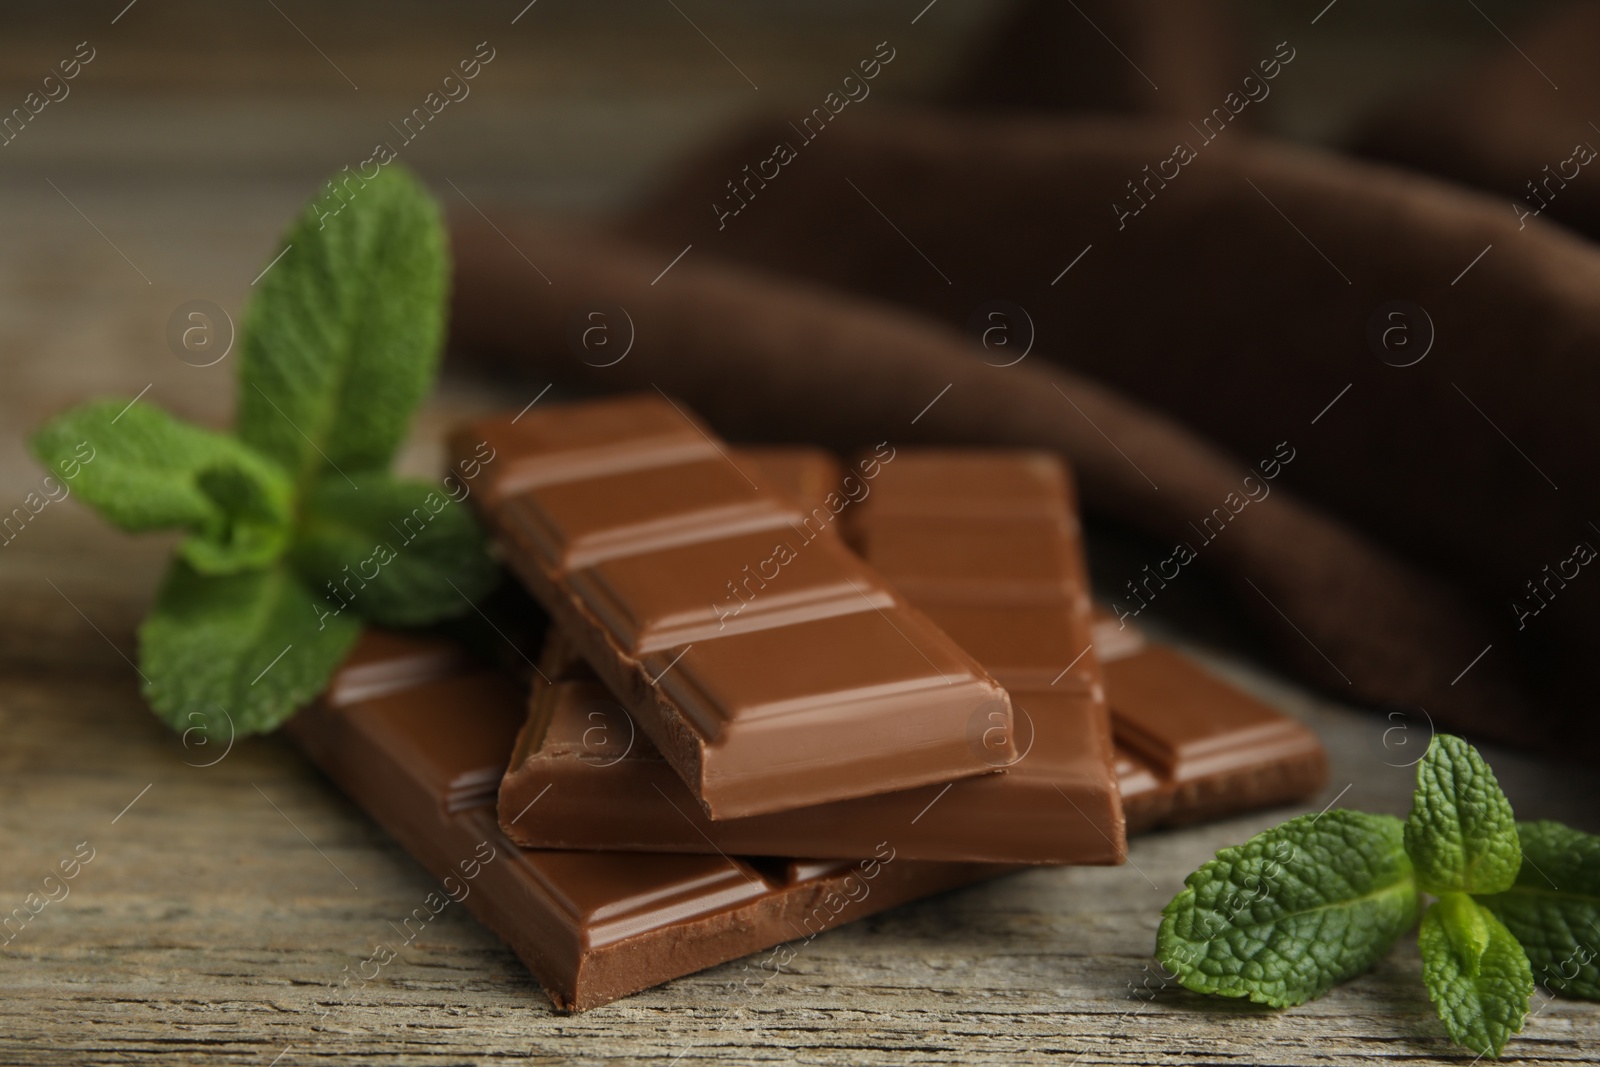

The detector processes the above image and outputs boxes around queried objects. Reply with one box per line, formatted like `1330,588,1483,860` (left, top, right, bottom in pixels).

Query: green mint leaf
1479,820,1600,999
1420,892,1533,1058
29,399,293,573
1404,734,1520,895
1156,810,1420,1007
236,164,447,493
139,558,361,737
289,475,498,628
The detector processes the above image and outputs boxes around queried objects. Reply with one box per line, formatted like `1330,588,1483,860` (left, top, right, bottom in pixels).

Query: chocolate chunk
502,621,1326,859
453,395,1014,818
285,633,999,1013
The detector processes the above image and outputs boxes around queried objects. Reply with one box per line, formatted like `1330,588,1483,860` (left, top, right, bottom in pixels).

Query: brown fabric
944,0,1248,122
447,201,1548,754
601,113,1599,755
1354,2,1600,239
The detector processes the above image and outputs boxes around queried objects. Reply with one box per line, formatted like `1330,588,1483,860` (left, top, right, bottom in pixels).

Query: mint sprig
1158,732,1597,1058
30,164,497,736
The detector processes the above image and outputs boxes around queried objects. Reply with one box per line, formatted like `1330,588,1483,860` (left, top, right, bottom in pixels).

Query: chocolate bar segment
848,450,1097,694
860,450,1072,518
735,445,845,517
286,632,997,1013
467,392,720,506
1090,612,1328,830
566,531,890,654
917,601,1092,690
454,395,1013,818
855,452,1323,829
503,457,797,570
856,514,1080,605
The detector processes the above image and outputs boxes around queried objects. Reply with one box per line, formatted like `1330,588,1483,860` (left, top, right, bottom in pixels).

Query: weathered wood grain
3,630,1597,1066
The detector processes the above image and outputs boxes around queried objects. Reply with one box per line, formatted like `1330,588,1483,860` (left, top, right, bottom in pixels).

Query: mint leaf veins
141,561,363,739
1405,734,1521,896
1156,809,1420,1007
30,399,292,574
237,162,447,489
1479,821,1600,1000
1420,892,1534,1057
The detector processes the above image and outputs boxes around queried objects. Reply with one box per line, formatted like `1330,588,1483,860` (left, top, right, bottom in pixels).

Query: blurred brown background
0,0,1565,672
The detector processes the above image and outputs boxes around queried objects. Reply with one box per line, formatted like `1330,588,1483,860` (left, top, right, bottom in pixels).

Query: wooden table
7,597,1598,1065
3,3,1596,1063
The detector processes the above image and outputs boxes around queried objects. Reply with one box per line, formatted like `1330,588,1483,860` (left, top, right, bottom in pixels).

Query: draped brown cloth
943,0,1248,121
447,110,1599,760
1355,2,1600,241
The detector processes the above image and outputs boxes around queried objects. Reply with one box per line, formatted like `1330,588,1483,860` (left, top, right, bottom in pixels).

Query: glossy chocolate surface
1086,608,1327,828
736,445,844,515
862,450,1071,517
455,395,1013,819
1107,645,1313,780
567,529,891,654
848,448,1099,693
461,393,718,506
504,457,799,571
853,514,1078,604
856,454,1324,829
918,602,1095,692
521,601,1324,806
1102,644,1328,824
288,631,998,1013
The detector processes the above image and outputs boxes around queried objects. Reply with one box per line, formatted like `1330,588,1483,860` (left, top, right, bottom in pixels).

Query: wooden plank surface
4,604,1598,1066
3,3,1597,1063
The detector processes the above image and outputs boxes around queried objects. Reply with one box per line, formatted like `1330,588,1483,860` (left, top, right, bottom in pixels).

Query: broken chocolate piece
454,395,1014,819
286,632,998,1013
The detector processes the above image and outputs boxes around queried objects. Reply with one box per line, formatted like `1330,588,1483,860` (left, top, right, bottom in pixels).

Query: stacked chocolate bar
286,394,1327,1012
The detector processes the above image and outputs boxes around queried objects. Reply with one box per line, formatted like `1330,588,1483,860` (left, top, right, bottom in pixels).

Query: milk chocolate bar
285,632,999,1014
501,449,1124,864
453,395,1014,818
853,452,1322,831
731,445,846,519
